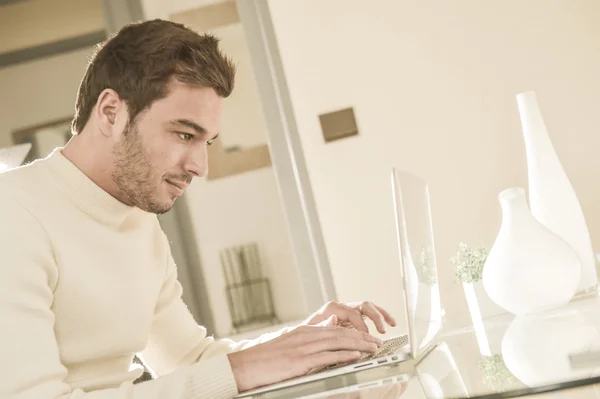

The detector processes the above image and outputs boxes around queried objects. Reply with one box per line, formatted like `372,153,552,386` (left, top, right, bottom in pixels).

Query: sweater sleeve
0,198,238,399
137,233,293,373
138,237,239,372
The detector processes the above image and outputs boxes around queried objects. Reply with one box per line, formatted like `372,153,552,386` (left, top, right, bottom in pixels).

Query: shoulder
0,184,52,243
0,160,54,241
0,163,50,229
0,176,57,287
0,159,48,202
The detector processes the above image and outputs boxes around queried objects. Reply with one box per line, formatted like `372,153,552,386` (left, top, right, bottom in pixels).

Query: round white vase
482,187,581,315
517,91,598,293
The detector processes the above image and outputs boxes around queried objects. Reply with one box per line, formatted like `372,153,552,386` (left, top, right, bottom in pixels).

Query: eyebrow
169,119,206,135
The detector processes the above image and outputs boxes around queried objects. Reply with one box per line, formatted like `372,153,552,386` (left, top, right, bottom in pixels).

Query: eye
177,132,194,142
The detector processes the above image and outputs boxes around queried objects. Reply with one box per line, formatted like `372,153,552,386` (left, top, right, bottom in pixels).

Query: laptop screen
391,169,443,360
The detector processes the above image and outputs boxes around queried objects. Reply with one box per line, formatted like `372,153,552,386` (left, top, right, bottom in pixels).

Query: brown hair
72,19,236,134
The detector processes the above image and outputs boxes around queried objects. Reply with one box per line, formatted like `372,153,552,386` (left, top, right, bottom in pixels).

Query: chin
158,199,176,214
140,196,176,215
151,204,174,215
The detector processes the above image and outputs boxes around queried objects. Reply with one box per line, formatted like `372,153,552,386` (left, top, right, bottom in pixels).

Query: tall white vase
517,91,598,293
482,187,581,315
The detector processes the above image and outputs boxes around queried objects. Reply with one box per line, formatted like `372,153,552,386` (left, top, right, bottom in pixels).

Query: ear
95,88,128,138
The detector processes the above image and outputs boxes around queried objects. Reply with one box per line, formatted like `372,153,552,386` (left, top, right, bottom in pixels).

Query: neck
61,130,122,203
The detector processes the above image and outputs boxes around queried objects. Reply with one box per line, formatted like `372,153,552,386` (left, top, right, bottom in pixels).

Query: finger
321,302,370,333
340,303,370,333
374,303,397,327
303,336,378,355
360,302,388,334
320,314,338,327
297,325,383,346
308,350,362,370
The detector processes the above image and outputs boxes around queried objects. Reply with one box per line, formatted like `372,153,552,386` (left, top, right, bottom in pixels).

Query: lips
166,180,189,191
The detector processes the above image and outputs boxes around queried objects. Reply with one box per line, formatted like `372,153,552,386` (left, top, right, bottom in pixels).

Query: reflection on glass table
248,362,418,399
416,296,600,398
508,383,600,398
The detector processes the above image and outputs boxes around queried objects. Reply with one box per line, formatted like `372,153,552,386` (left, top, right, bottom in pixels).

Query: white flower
451,243,489,283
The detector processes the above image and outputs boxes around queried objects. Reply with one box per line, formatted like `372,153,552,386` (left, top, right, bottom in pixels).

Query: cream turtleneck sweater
0,149,252,398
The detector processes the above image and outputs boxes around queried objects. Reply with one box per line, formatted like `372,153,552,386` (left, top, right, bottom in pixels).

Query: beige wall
0,0,103,54
267,0,600,333
169,2,270,150
141,0,227,20
186,170,306,335
213,22,270,150
0,48,92,147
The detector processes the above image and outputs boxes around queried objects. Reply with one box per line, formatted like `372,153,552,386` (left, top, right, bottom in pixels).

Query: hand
227,322,383,392
302,301,397,334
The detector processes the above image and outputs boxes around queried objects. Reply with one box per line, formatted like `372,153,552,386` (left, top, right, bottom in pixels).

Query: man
0,20,396,398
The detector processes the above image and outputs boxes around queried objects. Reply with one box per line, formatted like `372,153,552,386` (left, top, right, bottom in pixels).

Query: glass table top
249,295,600,398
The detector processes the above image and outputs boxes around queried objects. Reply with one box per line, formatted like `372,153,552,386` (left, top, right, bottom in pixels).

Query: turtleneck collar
44,148,142,227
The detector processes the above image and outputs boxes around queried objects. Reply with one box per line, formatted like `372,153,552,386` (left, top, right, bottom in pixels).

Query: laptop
236,169,444,398
0,143,32,172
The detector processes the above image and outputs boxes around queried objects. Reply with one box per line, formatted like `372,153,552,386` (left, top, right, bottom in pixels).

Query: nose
184,145,209,178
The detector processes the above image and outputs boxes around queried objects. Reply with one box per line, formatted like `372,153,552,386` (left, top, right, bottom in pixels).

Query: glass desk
248,296,600,398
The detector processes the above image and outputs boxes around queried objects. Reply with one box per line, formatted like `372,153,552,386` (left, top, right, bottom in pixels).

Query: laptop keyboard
309,334,409,375
360,334,409,361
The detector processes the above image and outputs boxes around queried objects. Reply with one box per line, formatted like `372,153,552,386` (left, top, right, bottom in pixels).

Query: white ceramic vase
517,91,598,293
482,187,581,315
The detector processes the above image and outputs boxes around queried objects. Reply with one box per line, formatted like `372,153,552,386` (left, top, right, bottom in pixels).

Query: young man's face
111,80,223,214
